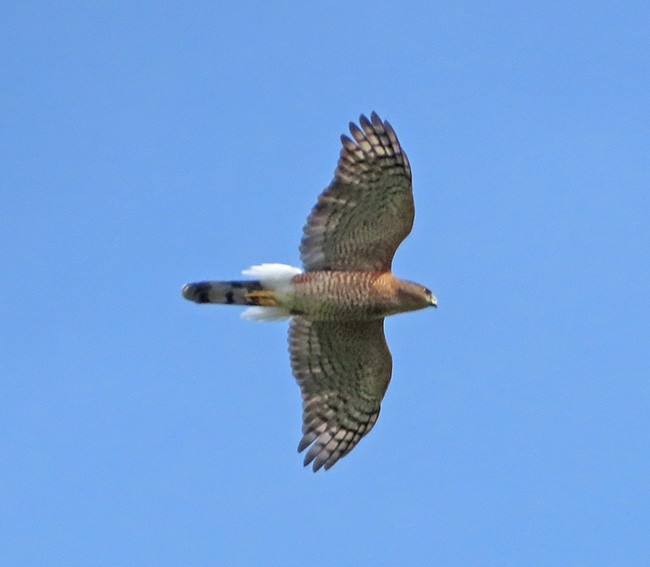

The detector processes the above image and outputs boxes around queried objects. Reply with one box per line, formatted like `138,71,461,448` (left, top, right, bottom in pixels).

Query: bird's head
423,287,438,308
395,280,438,312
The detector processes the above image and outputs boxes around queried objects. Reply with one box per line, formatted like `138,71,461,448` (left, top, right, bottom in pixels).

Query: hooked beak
429,294,438,308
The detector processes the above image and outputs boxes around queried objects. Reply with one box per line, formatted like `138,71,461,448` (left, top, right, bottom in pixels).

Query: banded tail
182,263,302,321
181,279,279,306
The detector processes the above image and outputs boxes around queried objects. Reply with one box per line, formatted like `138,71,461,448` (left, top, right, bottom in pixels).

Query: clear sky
2,2,649,565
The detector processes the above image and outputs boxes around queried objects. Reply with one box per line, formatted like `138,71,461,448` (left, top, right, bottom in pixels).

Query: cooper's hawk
183,112,437,471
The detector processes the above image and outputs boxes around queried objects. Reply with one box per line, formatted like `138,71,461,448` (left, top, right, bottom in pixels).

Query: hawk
183,112,437,471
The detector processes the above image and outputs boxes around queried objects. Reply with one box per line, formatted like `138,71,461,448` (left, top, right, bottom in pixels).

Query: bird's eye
423,287,432,295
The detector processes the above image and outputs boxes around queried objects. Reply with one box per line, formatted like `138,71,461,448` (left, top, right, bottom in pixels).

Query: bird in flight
183,112,437,471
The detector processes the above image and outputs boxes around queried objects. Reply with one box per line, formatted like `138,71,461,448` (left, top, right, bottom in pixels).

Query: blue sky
2,2,649,565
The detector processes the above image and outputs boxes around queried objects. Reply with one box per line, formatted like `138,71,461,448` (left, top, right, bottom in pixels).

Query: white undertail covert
240,263,302,321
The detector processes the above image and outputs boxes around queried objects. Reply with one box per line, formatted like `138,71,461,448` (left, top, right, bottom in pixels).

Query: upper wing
289,316,393,471
299,112,414,272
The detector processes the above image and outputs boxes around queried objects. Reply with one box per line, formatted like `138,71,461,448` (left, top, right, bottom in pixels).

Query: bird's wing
300,112,414,272
289,316,392,471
